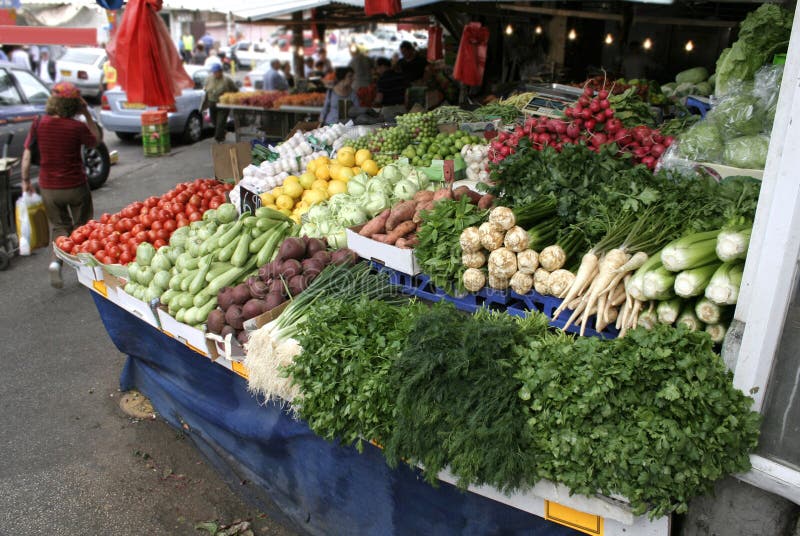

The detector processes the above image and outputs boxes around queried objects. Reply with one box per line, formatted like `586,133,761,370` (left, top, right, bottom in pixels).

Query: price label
231,360,249,380
544,501,603,536
240,185,262,215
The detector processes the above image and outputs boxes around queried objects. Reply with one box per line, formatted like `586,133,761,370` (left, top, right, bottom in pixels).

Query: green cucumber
207,257,258,296
180,269,198,291
201,222,232,255
257,224,289,266
206,262,233,282
196,297,218,323
160,288,177,305
189,254,214,295
249,228,275,253
231,234,253,267
218,235,241,263
255,206,293,222
242,215,258,228
175,308,187,323
184,306,199,325
193,290,215,308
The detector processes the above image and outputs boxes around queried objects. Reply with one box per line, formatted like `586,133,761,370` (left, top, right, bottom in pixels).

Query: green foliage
287,296,424,451
414,197,487,293
515,324,761,518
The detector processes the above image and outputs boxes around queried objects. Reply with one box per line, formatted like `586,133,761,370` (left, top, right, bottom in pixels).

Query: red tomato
170,202,184,215
163,220,177,233
153,238,167,249
119,251,132,264
208,199,221,210
203,189,215,200
100,213,110,224
200,200,209,211
135,230,148,242
140,214,153,227
156,228,169,241
185,204,198,216
60,238,75,253
157,209,170,220
177,192,190,204
189,194,202,207
144,196,159,208
147,229,157,242
151,220,163,231
176,219,188,228
188,211,202,222
86,240,101,254
131,223,145,235
106,233,120,244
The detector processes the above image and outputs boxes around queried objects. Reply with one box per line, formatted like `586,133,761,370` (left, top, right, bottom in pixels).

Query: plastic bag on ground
106,0,193,107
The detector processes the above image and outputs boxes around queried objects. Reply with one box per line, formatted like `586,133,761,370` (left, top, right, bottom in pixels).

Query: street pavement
0,128,300,535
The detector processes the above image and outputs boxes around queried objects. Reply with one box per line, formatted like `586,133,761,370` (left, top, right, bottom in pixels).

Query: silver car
55,47,107,98
99,66,212,144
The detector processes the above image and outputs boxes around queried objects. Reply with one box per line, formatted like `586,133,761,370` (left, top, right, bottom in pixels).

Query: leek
674,261,722,298
705,262,744,305
627,254,663,301
695,297,723,324
661,230,721,272
716,227,752,262
705,323,728,343
643,266,676,301
638,308,658,330
677,307,702,332
656,298,682,325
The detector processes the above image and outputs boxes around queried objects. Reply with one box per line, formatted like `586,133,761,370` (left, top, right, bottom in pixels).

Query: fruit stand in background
217,91,326,142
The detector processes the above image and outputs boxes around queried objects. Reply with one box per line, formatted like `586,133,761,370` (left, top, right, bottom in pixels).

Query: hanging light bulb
505,24,513,36
604,33,614,45
685,40,694,52
534,25,543,35
643,38,653,50
568,28,577,41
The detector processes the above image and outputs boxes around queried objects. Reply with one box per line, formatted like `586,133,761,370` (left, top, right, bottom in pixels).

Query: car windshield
60,49,103,65
0,69,22,105
13,69,50,103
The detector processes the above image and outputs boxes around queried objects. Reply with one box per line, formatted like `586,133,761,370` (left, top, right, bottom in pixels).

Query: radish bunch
489,87,674,170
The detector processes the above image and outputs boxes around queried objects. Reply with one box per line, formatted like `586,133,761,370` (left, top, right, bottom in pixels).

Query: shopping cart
0,134,19,271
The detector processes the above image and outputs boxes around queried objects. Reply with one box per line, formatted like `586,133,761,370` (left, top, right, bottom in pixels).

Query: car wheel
182,112,203,144
116,131,137,142
84,143,111,190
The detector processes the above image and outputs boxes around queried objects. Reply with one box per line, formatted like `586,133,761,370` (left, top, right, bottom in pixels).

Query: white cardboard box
157,308,212,357
346,228,421,275
114,289,161,328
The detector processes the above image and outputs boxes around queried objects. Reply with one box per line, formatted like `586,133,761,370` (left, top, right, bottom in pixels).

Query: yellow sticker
92,280,108,298
231,360,249,380
545,501,603,536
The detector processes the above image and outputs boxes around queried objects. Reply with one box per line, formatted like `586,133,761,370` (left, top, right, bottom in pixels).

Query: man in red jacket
21,82,100,288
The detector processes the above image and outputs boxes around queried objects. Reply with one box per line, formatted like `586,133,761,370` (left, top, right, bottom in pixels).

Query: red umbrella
365,0,402,17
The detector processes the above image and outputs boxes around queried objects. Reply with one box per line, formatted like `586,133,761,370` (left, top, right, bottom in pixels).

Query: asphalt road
0,128,301,535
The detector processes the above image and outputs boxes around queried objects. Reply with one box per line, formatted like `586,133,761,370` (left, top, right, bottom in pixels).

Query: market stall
51,1,800,534
217,91,326,142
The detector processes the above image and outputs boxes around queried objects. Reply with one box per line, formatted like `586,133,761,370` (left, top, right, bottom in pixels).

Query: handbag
28,116,41,166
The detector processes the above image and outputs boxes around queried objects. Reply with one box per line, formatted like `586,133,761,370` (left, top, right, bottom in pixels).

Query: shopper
200,31,214,53
192,42,208,65
348,45,373,90
180,31,195,63
263,59,289,91
373,57,407,121
281,62,295,88
37,49,56,84
10,46,31,70
20,82,100,288
204,48,223,70
397,41,427,85
202,63,237,143
319,67,370,126
315,48,333,73
29,45,40,73
303,56,315,77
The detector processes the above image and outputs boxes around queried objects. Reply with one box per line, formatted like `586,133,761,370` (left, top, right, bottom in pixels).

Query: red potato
384,221,417,245
359,209,391,237
386,200,417,232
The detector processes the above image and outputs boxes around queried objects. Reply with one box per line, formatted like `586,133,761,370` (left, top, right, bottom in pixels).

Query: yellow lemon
299,172,316,189
336,151,355,167
361,159,379,176
351,166,361,175
275,194,294,211
316,155,330,165
307,160,318,174
338,167,354,182
284,175,300,185
282,180,304,200
338,145,355,154
355,149,372,166
311,179,330,192
315,165,330,181
259,192,275,205
327,180,348,196
303,189,326,205
328,163,343,181
265,203,278,211
271,186,284,198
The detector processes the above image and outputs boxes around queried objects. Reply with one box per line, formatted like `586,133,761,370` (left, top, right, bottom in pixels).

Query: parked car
55,47,107,99
0,61,110,191
229,41,272,69
99,65,213,144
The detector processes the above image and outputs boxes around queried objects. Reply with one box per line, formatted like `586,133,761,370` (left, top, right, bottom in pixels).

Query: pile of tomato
55,178,233,265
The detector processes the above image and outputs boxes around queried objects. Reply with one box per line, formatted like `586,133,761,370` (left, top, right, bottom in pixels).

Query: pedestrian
281,62,295,88
20,82,100,288
314,48,333,73
181,31,194,63
263,59,289,91
373,57,407,121
202,63,237,143
37,49,57,84
303,57,314,77
204,48,223,70
201,31,214,53
192,42,208,65
29,44,40,73
397,40,427,85
10,46,31,70
319,67,370,126
348,45,373,90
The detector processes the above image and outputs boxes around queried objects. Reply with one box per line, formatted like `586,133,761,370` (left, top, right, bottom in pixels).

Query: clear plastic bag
15,192,43,256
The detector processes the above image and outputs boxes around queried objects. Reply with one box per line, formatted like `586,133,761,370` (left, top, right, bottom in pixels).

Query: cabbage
694,82,712,96
366,177,393,198
406,168,430,190
677,122,724,162
708,94,765,137
363,192,390,217
327,229,348,249
347,172,371,197
379,164,402,184
306,203,331,223
339,204,369,227
394,179,419,201
300,221,320,238
675,67,709,85
722,135,769,169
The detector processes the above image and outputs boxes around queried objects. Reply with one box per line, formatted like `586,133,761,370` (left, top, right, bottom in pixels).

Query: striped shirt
25,115,96,189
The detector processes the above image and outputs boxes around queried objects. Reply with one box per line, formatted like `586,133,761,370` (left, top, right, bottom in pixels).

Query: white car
55,47,107,98
230,41,273,69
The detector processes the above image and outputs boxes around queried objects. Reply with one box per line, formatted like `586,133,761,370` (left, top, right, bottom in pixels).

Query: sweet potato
413,190,435,203
385,221,417,245
477,193,496,210
453,186,482,204
385,200,417,232
359,209,391,237
371,233,388,243
396,234,419,249
433,188,453,203
413,200,435,224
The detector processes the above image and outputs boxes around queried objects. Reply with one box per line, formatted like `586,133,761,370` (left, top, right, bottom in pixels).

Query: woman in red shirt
21,82,100,288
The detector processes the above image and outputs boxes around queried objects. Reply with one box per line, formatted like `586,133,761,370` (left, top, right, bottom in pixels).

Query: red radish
641,156,656,168
589,100,601,113
592,133,608,146
598,89,609,100
566,124,581,139
664,136,675,146
585,119,596,131
650,143,666,158
583,86,593,97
